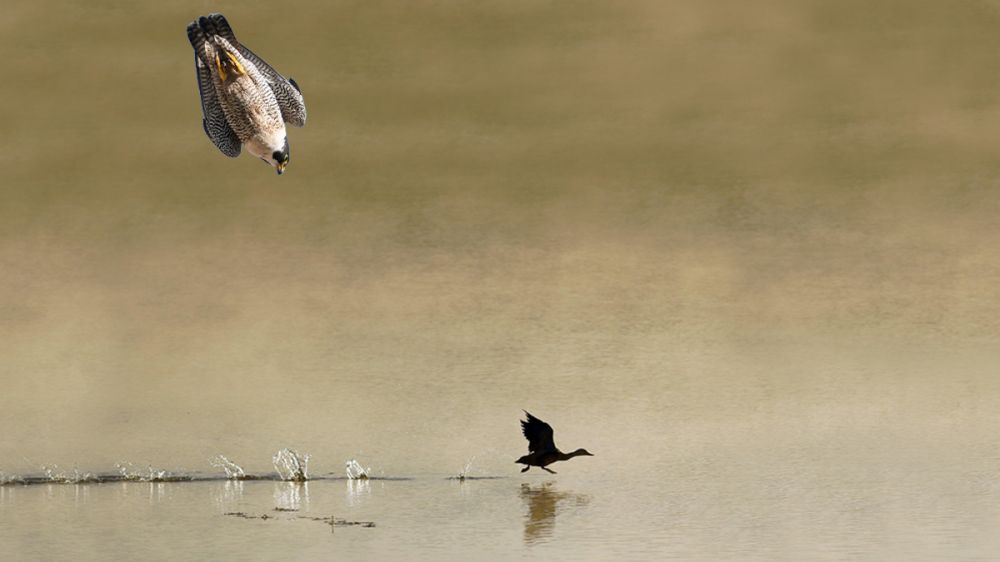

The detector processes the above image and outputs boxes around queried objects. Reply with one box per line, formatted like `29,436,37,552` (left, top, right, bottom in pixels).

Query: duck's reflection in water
520,482,590,545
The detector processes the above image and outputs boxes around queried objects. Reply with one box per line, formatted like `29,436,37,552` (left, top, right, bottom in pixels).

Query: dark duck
516,411,593,474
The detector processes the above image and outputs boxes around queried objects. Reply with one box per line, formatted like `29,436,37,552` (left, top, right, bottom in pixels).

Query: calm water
4,0,1000,559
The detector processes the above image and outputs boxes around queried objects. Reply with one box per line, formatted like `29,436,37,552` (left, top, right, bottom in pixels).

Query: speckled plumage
186,14,306,172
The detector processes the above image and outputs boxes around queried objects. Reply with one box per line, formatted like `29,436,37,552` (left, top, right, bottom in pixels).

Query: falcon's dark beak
276,162,286,175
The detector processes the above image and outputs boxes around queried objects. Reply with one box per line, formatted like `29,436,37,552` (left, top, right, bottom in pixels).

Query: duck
516,411,593,474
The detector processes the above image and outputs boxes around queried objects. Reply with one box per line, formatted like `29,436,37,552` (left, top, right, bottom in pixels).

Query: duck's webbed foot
542,467,557,474
521,466,530,473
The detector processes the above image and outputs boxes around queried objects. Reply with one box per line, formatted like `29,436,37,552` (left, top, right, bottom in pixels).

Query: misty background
1,0,999,478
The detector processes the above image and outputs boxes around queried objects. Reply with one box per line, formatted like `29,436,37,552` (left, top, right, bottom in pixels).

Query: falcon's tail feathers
198,14,240,47
186,20,207,53
188,14,242,68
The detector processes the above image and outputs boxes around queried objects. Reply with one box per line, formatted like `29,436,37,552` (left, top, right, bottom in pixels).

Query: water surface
3,0,1000,560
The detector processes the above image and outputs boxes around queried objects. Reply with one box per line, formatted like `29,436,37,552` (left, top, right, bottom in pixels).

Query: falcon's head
247,134,290,175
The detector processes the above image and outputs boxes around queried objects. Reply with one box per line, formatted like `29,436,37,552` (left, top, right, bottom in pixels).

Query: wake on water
116,462,170,482
446,456,505,481
0,449,438,486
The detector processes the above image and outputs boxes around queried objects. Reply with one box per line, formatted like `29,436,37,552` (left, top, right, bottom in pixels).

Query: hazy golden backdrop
2,0,1000,480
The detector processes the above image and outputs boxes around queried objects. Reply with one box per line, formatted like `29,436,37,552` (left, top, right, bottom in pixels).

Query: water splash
0,471,24,485
456,456,477,480
115,462,169,482
41,464,96,484
446,456,504,481
273,449,310,481
345,459,370,480
210,455,246,479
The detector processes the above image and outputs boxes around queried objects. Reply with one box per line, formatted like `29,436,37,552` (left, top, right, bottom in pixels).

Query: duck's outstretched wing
521,411,556,453
202,13,307,127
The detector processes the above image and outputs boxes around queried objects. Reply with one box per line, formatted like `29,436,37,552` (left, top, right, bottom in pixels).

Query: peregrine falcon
186,14,307,175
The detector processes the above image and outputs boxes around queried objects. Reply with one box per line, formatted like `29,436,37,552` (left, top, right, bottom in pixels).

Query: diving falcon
186,13,307,175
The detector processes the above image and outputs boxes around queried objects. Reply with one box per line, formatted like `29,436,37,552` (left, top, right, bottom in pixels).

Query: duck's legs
542,467,557,474
521,466,530,473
